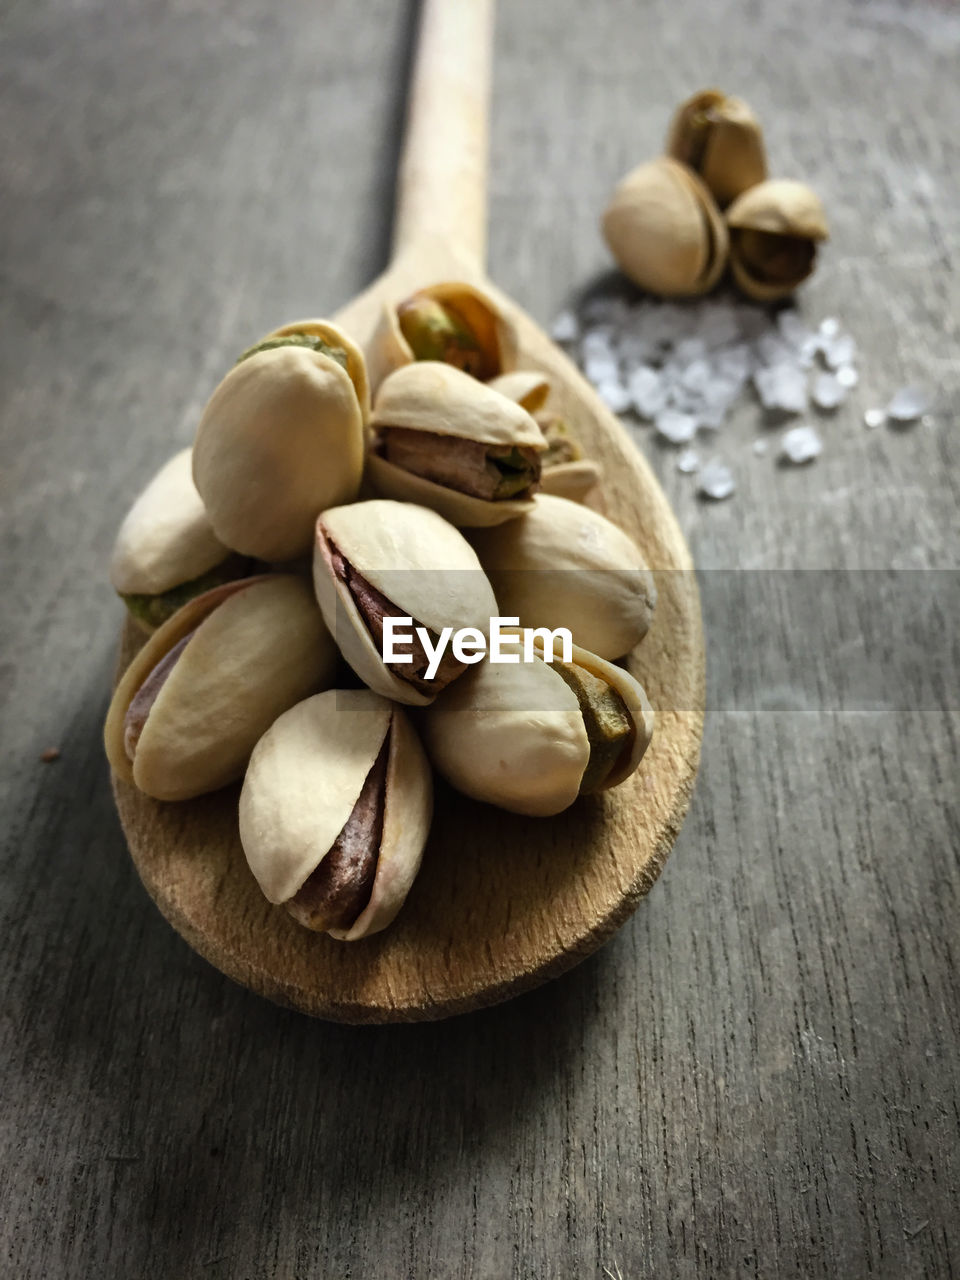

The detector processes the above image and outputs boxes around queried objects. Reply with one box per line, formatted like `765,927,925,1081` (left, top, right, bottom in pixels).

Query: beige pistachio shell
104,575,337,800
488,370,550,414
726,179,829,301
469,494,657,659
422,636,654,816
239,689,432,941
258,318,371,422
488,373,602,504
313,499,498,706
367,363,547,528
110,448,228,597
193,342,366,561
665,88,767,208
602,157,728,297
367,280,519,394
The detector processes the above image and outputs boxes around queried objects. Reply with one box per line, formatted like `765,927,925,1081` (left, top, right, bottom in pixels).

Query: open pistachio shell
489,371,602,504
252,318,371,422
602,157,728,298
313,499,498,707
110,448,229,600
726,179,829,301
665,88,767,208
366,280,519,394
469,494,657,659
239,689,433,941
366,362,547,528
104,575,337,800
422,636,654,816
193,332,366,560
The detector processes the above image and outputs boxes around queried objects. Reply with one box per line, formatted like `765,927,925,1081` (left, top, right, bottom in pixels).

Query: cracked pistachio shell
110,447,229,601
313,499,498,707
726,179,829,301
469,494,657,659
239,689,432,941
665,88,767,208
489,372,602,504
366,362,547,527
602,157,728,298
422,637,655,817
104,575,337,801
255,318,371,422
367,280,519,394
193,327,367,560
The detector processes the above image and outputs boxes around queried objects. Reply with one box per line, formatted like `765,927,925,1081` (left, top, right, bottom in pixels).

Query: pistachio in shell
726,179,829,301
469,494,656,660
240,689,433,941
192,320,367,561
366,362,547,528
110,448,254,632
367,280,518,393
422,636,654,817
313,499,498,707
489,371,602,503
602,156,728,298
665,88,767,208
104,575,337,801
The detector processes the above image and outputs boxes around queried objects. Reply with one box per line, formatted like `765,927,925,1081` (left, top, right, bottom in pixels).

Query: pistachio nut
602,157,728,297
726,179,829,301
469,494,656,660
313,499,498,707
367,281,518,393
422,636,655,816
239,689,432,941
110,448,255,632
665,88,767,208
366,362,547,527
489,371,602,503
193,320,367,561
104,575,337,800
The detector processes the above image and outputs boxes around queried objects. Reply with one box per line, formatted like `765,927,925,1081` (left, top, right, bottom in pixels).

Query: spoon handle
391,0,495,270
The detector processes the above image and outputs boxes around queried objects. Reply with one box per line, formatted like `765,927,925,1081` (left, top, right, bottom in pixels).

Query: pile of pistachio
603,88,829,301
105,285,658,942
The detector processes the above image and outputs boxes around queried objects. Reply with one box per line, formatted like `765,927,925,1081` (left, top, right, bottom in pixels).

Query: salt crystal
584,354,619,385
550,310,580,343
886,385,931,422
655,409,698,444
754,363,808,414
819,317,840,338
673,337,707,366
836,365,859,389
781,425,822,464
680,358,712,395
676,448,700,473
628,366,667,419
752,438,769,456
812,371,846,410
822,331,856,370
754,332,795,369
581,328,616,359
864,408,886,429
615,333,657,366
597,378,631,414
698,459,736,500
777,309,814,349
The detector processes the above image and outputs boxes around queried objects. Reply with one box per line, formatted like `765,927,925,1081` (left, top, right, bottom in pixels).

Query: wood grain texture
1,0,958,1276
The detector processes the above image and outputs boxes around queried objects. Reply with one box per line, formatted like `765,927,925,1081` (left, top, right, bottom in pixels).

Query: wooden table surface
2,0,958,1275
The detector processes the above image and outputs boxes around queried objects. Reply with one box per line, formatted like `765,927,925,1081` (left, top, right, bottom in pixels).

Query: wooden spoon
112,0,705,1022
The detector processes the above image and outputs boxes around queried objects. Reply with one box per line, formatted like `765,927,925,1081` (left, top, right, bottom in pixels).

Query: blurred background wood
1,0,957,1276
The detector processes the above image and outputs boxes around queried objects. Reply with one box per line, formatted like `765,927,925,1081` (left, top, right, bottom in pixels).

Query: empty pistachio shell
367,281,518,393
193,320,367,560
110,448,238,629
602,157,728,297
422,637,654,816
665,89,767,208
240,689,432,941
490,371,602,503
104,575,337,800
470,494,656,659
366,362,547,527
313,499,498,707
726,179,829,301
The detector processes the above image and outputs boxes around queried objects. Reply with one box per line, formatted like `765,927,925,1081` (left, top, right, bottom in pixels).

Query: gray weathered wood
1,0,958,1276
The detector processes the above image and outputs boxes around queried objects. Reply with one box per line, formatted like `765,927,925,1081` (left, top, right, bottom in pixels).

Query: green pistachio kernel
538,415,583,468
552,661,633,793
120,555,252,631
396,295,486,377
490,446,538,499
236,333,349,370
